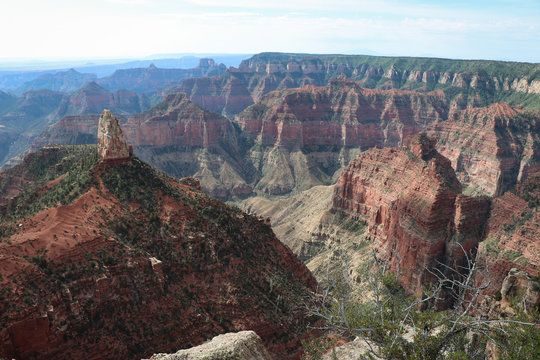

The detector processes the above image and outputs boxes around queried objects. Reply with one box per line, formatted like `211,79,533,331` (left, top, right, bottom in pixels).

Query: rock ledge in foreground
146,331,273,360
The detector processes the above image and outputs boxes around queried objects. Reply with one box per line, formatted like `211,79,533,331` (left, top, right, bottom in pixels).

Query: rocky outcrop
332,134,491,294
501,268,540,311
426,103,540,196
176,52,540,117
97,110,130,161
321,338,371,360
0,143,316,360
146,331,272,360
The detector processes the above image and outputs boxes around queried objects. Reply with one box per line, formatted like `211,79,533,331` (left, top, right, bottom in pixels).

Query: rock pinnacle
97,109,130,161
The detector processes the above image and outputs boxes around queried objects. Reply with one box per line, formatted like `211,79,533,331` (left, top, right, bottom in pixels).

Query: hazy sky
2,0,539,62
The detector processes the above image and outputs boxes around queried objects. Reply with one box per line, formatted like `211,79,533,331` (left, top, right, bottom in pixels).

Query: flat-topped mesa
97,109,131,162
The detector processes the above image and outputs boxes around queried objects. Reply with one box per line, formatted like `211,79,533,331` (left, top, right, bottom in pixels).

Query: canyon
243,134,538,305
0,58,228,167
0,82,149,167
332,133,491,294
0,52,538,358
29,76,539,201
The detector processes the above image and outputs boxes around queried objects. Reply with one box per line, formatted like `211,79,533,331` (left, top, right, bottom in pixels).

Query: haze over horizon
1,0,540,64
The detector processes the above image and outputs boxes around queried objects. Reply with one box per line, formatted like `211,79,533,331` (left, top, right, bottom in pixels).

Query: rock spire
97,109,130,161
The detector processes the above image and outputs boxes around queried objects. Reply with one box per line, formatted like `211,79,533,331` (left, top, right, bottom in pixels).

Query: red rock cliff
126,93,238,149
332,134,491,294
426,103,540,196
175,52,540,117
235,78,448,150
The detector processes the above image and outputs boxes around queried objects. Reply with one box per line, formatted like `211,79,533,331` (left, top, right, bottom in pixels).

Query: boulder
146,331,272,360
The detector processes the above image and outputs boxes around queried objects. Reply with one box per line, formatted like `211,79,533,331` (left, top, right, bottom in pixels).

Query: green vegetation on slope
248,52,540,81
0,145,99,222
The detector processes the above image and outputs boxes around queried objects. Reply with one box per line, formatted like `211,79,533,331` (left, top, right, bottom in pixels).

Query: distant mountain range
0,54,251,92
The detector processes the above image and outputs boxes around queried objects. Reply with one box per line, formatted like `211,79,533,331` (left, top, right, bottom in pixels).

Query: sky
1,0,539,63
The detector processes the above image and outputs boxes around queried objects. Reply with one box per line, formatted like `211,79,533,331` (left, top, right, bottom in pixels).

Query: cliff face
478,171,539,296
176,52,540,117
127,93,237,149
0,145,316,360
236,78,448,149
234,80,538,197
232,79,449,196
97,110,130,161
332,134,491,294
25,79,538,200
125,93,252,198
426,103,540,196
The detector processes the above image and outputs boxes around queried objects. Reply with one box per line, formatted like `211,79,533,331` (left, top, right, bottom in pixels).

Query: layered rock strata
235,78,448,150
426,103,540,196
232,78,449,196
176,52,540,117
24,79,539,200
125,93,251,198
332,134,491,294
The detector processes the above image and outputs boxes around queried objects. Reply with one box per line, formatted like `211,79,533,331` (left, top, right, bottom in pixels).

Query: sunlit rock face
97,109,130,161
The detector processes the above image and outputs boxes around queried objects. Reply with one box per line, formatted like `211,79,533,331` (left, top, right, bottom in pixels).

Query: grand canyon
1,22,539,359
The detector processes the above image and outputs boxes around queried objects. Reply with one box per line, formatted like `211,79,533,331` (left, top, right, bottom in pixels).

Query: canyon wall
177,52,540,117
332,134,491,294
28,79,539,200
426,103,540,196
